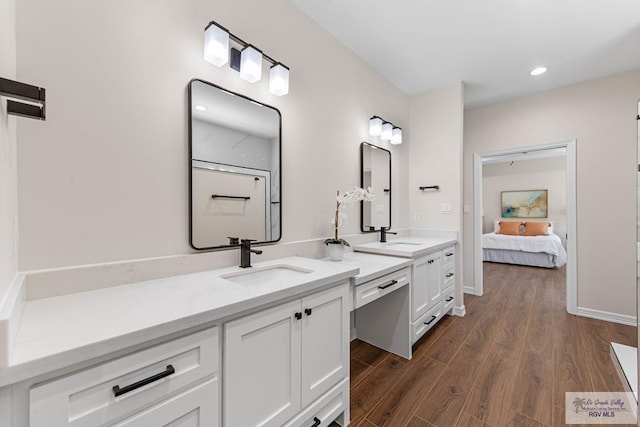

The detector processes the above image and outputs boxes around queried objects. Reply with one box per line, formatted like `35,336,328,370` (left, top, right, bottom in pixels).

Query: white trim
473,140,577,314
350,327,357,341
463,285,477,295
0,273,26,367
577,307,637,327
452,305,466,317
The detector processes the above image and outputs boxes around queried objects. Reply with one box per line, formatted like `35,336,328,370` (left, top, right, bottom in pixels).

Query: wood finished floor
349,262,637,427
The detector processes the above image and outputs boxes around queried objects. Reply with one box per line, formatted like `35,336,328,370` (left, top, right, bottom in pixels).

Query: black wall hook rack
0,77,46,121
419,185,440,191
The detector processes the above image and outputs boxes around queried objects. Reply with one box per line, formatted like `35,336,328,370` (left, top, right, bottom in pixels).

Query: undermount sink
386,241,424,246
221,264,313,286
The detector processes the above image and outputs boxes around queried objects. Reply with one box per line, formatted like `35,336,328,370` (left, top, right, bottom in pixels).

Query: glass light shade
269,63,289,96
240,45,263,83
391,127,402,144
381,122,393,141
203,22,229,66
369,117,382,136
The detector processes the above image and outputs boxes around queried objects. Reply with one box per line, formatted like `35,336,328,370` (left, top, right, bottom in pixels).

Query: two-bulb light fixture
204,21,289,96
369,116,402,145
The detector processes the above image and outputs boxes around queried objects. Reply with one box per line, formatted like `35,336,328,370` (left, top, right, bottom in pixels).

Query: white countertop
333,252,413,285
0,256,358,387
354,236,457,258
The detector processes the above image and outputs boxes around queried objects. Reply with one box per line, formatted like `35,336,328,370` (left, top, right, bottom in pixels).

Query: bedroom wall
464,69,640,320
15,0,410,271
482,156,567,246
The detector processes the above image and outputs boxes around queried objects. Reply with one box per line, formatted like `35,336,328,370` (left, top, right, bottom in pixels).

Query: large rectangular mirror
361,142,391,231
189,79,281,250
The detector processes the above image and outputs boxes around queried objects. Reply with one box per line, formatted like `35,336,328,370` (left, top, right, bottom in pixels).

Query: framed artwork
501,190,548,218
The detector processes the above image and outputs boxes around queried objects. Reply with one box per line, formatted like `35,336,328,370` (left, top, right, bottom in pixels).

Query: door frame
472,139,577,314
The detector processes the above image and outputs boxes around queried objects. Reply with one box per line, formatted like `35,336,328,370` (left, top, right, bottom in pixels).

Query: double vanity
0,230,457,426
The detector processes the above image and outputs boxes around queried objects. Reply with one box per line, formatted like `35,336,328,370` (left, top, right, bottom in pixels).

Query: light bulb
240,45,263,83
391,127,402,144
203,22,229,66
369,117,382,136
381,122,393,141
269,63,289,96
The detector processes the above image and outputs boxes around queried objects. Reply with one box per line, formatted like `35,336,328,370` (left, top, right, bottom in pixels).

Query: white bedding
482,232,567,268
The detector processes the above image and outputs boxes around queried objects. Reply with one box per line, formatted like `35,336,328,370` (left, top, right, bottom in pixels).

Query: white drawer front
443,286,455,313
30,327,219,427
283,378,348,427
111,377,219,427
355,267,410,310
443,263,455,289
412,302,443,344
442,247,455,266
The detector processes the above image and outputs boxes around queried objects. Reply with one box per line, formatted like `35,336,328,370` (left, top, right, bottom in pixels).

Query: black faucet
240,239,263,268
379,227,397,243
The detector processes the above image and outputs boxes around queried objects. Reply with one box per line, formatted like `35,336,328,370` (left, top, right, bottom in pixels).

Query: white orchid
325,187,376,247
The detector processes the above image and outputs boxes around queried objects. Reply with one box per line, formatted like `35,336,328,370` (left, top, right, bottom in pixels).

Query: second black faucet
239,239,263,268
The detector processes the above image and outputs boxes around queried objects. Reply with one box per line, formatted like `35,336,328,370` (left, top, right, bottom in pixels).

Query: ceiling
289,0,640,108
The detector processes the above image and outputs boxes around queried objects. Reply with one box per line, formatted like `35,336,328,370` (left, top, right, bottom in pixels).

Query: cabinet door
300,285,349,407
427,252,443,308
110,378,218,427
412,256,429,320
225,300,301,427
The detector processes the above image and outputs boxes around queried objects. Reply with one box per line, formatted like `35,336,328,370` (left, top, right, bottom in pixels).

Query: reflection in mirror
360,142,391,231
189,79,281,250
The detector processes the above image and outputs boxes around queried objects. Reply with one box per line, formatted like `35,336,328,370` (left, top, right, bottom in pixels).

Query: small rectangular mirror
189,79,282,250
361,142,391,231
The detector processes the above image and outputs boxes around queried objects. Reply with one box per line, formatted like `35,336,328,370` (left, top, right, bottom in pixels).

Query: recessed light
195,105,207,111
530,67,548,76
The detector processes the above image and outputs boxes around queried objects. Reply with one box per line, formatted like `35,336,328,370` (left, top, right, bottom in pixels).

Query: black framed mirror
189,79,282,250
360,142,391,231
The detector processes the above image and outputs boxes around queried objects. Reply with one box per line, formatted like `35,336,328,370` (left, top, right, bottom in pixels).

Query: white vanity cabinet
411,246,456,343
224,283,350,427
29,327,220,427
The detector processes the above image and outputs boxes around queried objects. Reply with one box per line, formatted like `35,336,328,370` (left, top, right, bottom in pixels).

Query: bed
482,222,567,268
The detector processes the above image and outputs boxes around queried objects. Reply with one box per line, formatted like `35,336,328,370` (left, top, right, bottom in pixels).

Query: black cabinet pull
113,365,175,397
446,252,454,257
446,296,454,302
304,308,312,316
378,280,398,290
424,315,437,326
311,417,321,427
446,273,454,278
295,312,302,320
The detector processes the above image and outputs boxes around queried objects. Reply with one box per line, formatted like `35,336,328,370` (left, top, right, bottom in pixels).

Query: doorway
472,140,577,314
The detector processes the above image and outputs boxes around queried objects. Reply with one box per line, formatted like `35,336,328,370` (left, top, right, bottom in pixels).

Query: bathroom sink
385,241,423,246
221,264,313,286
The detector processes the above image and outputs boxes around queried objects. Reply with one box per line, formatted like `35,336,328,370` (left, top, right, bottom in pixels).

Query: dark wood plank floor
349,262,637,427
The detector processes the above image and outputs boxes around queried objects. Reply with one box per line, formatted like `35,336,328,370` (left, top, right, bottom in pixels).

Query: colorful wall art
501,190,548,218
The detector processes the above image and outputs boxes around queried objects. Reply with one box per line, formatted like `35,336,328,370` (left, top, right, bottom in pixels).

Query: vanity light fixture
203,20,290,96
380,122,393,141
369,115,402,144
369,116,383,136
194,105,207,111
391,127,402,145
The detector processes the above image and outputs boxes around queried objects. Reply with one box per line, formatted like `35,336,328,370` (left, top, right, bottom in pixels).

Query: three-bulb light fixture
204,21,289,97
369,116,402,145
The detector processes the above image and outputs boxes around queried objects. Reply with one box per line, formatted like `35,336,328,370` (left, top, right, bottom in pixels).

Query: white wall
482,156,567,246
15,0,410,270
409,82,464,301
464,70,640,318
0,0,17,300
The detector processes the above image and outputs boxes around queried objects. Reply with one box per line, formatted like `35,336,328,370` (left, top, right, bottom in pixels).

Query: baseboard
452,305,466,317
576,307,636,326
463,286,477,295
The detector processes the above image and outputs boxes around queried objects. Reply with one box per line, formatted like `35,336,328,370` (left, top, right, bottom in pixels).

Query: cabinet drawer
283,378,348,427
412,302,443,344
30,327,219,427
443,286,455,313
354,267,410,309
443,247,455,266
111,377,219,426
443,263,455,289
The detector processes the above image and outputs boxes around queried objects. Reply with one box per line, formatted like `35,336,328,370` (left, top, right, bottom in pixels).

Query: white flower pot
327,243,345,261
